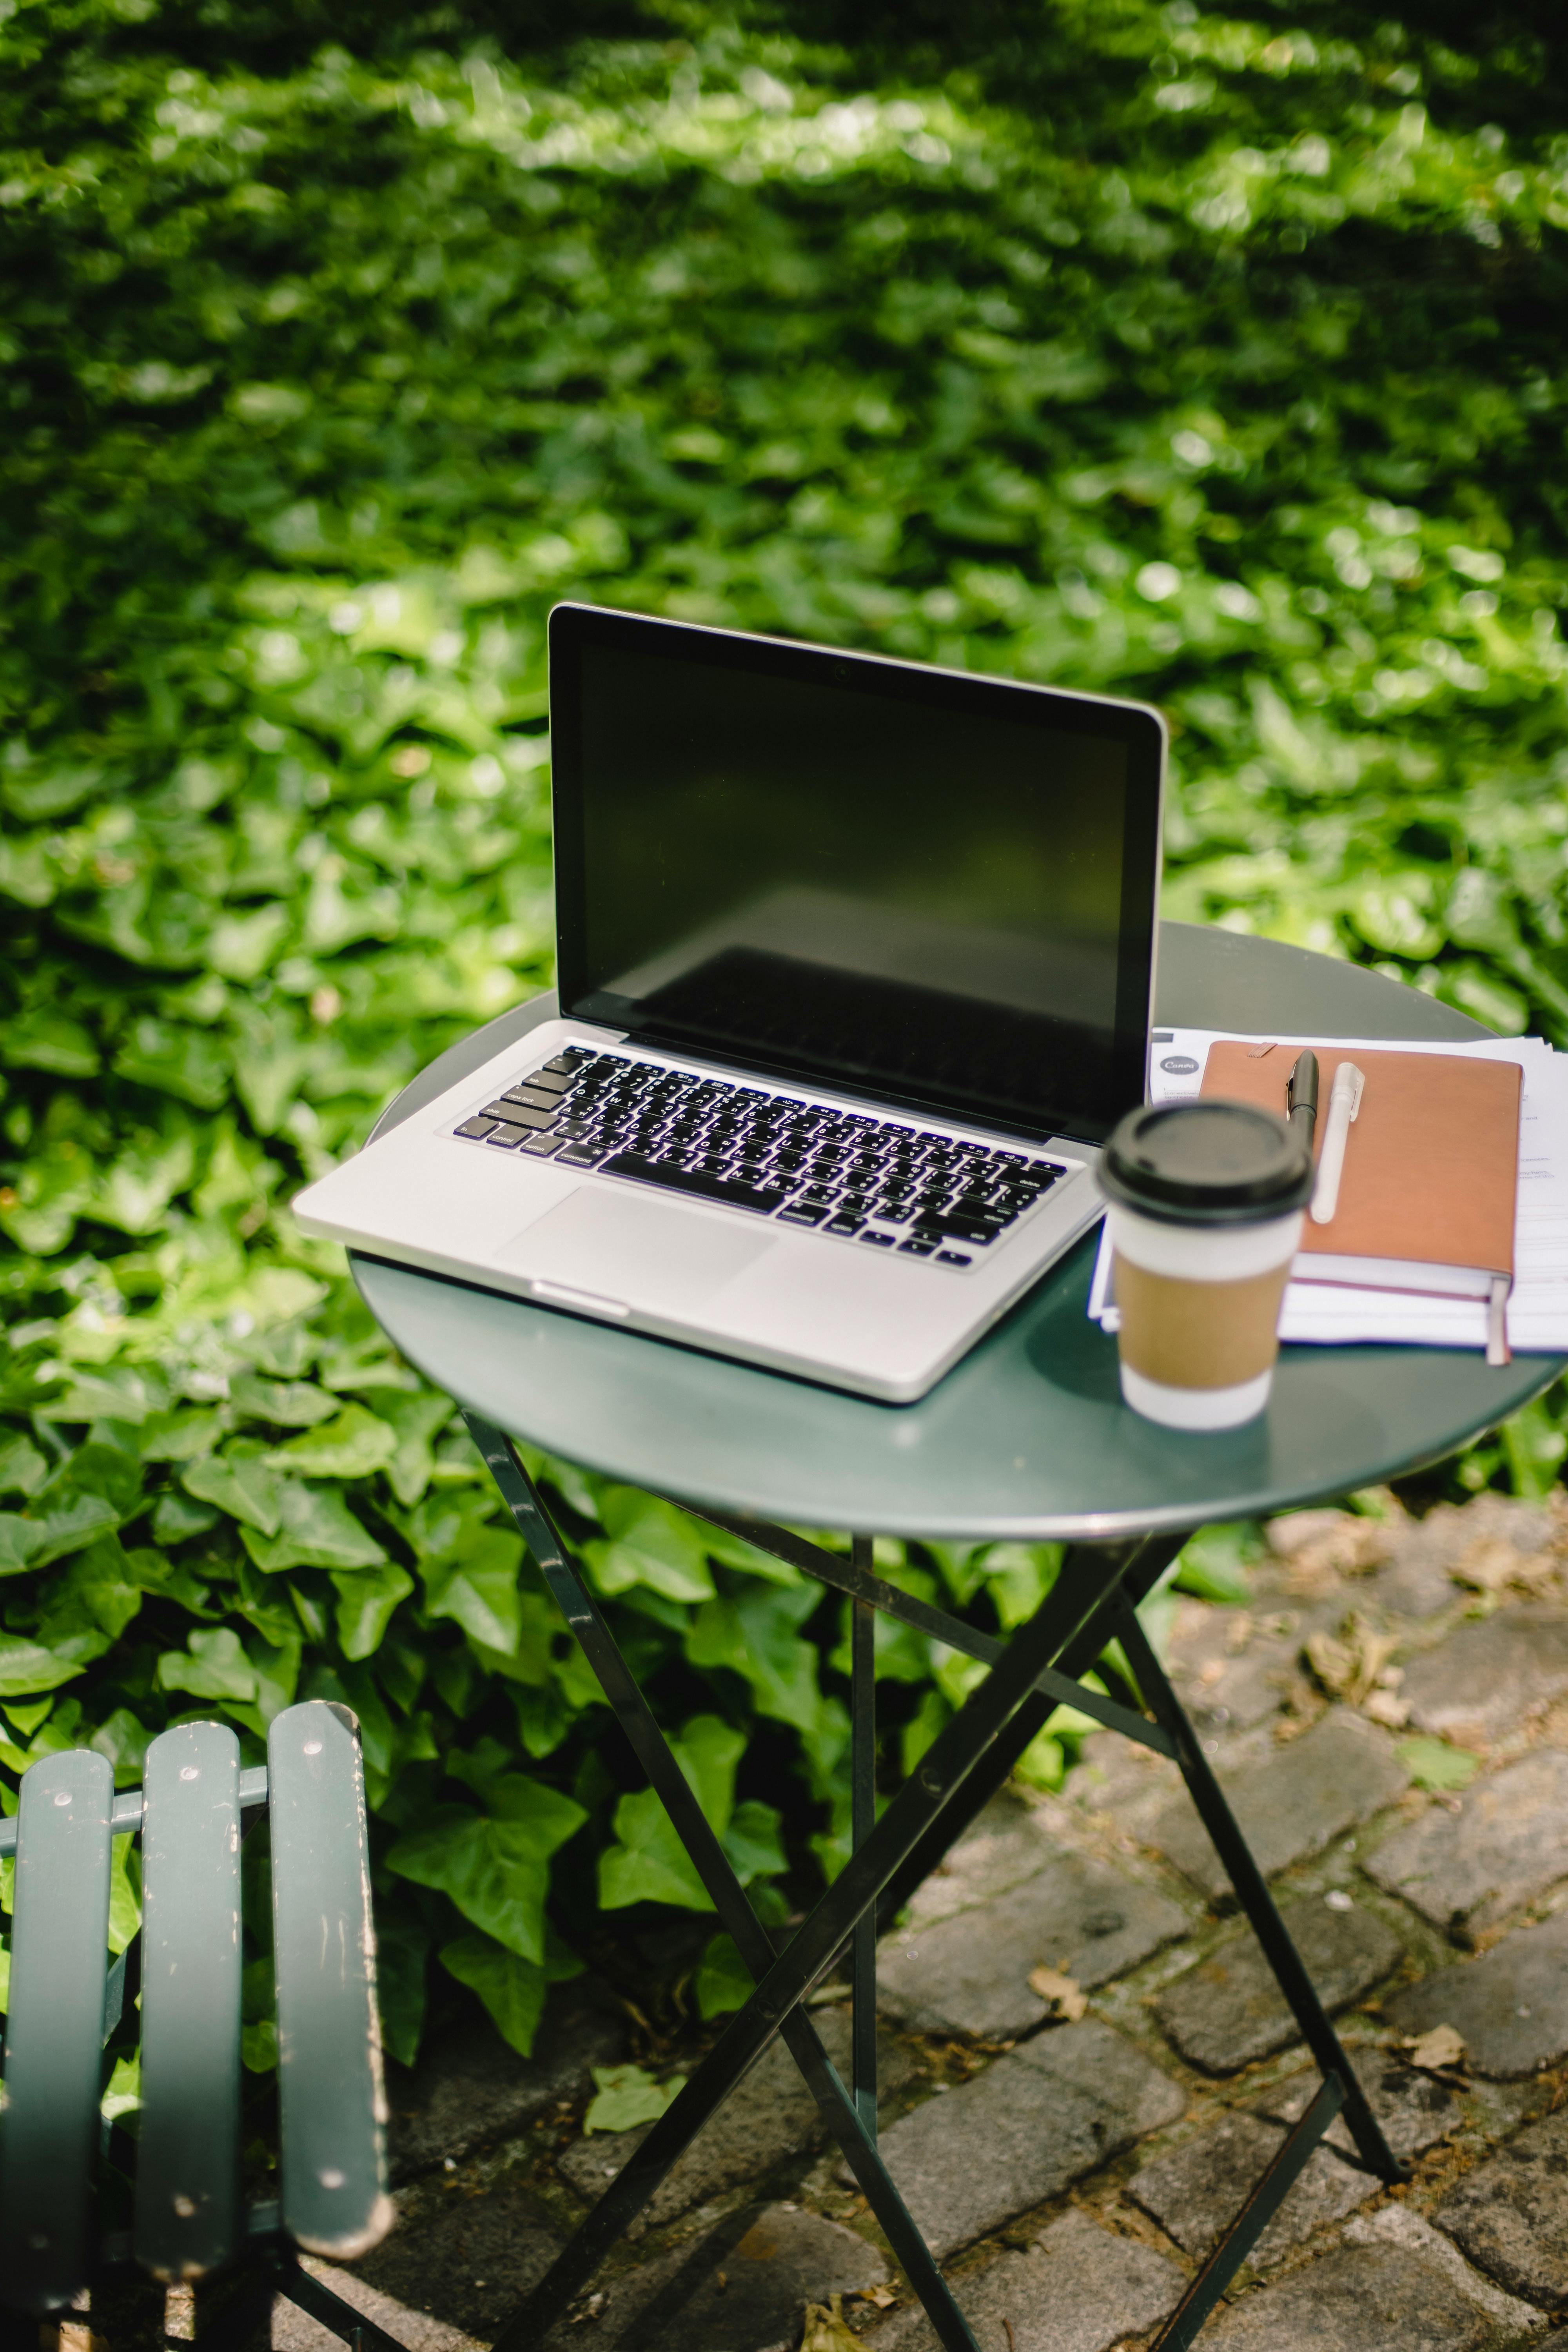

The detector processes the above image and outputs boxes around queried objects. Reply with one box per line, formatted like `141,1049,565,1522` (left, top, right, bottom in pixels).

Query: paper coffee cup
1098,1100,1314,1430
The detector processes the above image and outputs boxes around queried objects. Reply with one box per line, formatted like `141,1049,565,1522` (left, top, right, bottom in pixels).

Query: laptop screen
549,607,1164,1144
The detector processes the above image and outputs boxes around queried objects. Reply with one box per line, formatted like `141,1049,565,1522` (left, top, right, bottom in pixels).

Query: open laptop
293,605,1165,1401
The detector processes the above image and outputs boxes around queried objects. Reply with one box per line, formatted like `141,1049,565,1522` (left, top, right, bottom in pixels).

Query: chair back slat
134,1722,242,2282
0,1749,114,2314
268,1702,391,2259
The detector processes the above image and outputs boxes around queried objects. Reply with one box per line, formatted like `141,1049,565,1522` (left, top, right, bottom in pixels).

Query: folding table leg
850,1555,878,2146
466,1422,982,2352
467,1419,1146,2352
1110,1596,1406,2189
872,1530,1189,1934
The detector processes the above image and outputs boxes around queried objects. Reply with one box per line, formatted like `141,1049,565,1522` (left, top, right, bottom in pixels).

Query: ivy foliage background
4,0,1568,2068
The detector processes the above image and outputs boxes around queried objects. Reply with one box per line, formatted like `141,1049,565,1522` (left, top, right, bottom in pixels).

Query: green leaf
261,1403,398,1480
157,1628,256,1704
981,1544,1062,1630
0,1436,48,1499
439,1935,548,2058
695,1932,754,2020
112,1018,230,1109
417,1524,526,1652
0,1637,85,1698
229,1375,339,1427
723,1798,787,1886
182,1448,288,1535
1171,1524,1258,1606
374,1913,430,2069
388,1778,585,1960
23,1443,143,1567
140,1409,231,1464
1397,1737,1482,1793
584,1492,716,1604
0,1516,47,1576
598,1714,744,1913
332,1563,415,1660
240,1481,388,1571
584,2062,684,2135
242,2019,279,2074
33,1536,143,1666
150,1491,220,1545
685,1585,821,1732
374,1391,455,1508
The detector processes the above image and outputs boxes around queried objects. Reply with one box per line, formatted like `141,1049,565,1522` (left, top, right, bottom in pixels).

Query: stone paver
538,2203,887,2352
874,2019,1184,2259
350,2175,561,2343
898,1789,1067,1926
877,1847,1187,2040
1367,1752,1568,1942
1385,1912,1568,2080
1434,2111,1568,2309
1256,2044,1459,2161
276,2261,485,2352
1129,2110,1375,2268
1148,1708,1408,1900
1166,1600,1303,1734
864,2210,1184,2352
387,1980,623,2180
1202,2205,1545,2347
1154,1893,1404,2074
559,2004,915,2232
1401,1608,1568,1752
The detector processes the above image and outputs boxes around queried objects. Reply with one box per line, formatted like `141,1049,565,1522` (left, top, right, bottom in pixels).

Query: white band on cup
1106,1203,1303,1283
1120,1361,1274,1430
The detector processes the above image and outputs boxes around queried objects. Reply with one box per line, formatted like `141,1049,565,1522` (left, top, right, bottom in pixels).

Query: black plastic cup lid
1098,1098,1314,1227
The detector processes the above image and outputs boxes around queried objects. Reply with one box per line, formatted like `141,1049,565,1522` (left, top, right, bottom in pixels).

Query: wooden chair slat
0,1749,114,2314
268,1701,391,2259
134,1722,242,2283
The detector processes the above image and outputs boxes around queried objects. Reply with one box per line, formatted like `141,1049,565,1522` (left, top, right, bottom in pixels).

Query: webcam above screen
547,604,1165,1145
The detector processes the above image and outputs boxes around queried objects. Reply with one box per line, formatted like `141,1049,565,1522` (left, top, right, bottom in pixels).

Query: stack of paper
1087,1027,1568,1355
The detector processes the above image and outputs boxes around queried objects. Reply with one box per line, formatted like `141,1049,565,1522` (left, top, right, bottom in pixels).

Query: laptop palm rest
496,1186,778,1317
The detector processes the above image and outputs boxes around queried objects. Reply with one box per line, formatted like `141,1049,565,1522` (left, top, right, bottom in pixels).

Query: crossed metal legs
466,1419,1406,2352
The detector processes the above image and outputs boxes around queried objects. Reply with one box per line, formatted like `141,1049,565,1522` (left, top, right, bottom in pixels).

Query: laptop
293,605,1166,1401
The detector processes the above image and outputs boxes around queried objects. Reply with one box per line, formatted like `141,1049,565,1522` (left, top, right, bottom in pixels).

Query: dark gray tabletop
354,922,1562,1543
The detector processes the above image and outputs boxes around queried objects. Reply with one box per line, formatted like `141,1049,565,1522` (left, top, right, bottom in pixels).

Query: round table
357,921,1558,2352
356,921,1561,1541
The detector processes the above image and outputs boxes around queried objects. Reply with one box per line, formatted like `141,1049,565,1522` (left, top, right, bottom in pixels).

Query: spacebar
598,1153,791,1216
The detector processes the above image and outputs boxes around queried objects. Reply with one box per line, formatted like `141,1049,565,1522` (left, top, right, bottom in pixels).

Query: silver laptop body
294,607,1166,1403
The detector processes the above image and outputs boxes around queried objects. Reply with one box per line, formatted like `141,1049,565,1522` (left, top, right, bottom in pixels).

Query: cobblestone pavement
313,1487,1568,2352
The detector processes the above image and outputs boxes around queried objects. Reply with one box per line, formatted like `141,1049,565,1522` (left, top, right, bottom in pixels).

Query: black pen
1287,1049,1319,1149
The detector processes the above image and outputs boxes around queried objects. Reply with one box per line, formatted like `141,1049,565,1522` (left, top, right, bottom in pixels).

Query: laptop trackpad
497,1186,777,1315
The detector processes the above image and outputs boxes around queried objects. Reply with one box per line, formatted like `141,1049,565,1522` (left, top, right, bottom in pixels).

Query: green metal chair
0,1699,403,2351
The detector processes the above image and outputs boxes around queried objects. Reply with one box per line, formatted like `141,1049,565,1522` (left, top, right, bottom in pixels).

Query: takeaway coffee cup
1097,1099,1315,1431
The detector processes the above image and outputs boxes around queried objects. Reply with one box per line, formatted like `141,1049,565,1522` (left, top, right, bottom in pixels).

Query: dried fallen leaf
857,2284,897,2309
1454,1536,1556,1598
1267,1509,1397,1590
1303,1611,1401,1708
1027,1965,1088,2021
1363,1688,1411,1729
801,2294,863,2352
1404,2023,1466,2073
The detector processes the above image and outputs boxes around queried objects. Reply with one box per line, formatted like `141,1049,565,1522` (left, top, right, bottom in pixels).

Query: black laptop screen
549,608,1163,1144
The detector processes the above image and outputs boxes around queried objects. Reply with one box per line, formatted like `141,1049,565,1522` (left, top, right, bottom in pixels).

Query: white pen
1311,1061,1365,1225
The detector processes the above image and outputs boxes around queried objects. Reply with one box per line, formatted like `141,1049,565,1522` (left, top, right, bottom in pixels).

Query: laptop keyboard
453,1047,1070,1268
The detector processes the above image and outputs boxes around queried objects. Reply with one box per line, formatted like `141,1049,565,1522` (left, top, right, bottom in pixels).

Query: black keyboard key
936,1249,973,1267
557,1143,607,1167
799,1183,836,1203
778,1203,827,1226
825,1215,862,1235
522,1068,573,1095
519,1133,564,1158
860,1229,895,1247
456,1115,498,1140
900,1238,936,1256
499,1087,560,1114
872,1199,913,1223
485,1123,530,1150
916,1213,997,1245
485,1102,555,1132
599,1153,790,1215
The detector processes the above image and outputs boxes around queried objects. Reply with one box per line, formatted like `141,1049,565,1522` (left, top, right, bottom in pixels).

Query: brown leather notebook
1200,1041,1521,1301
